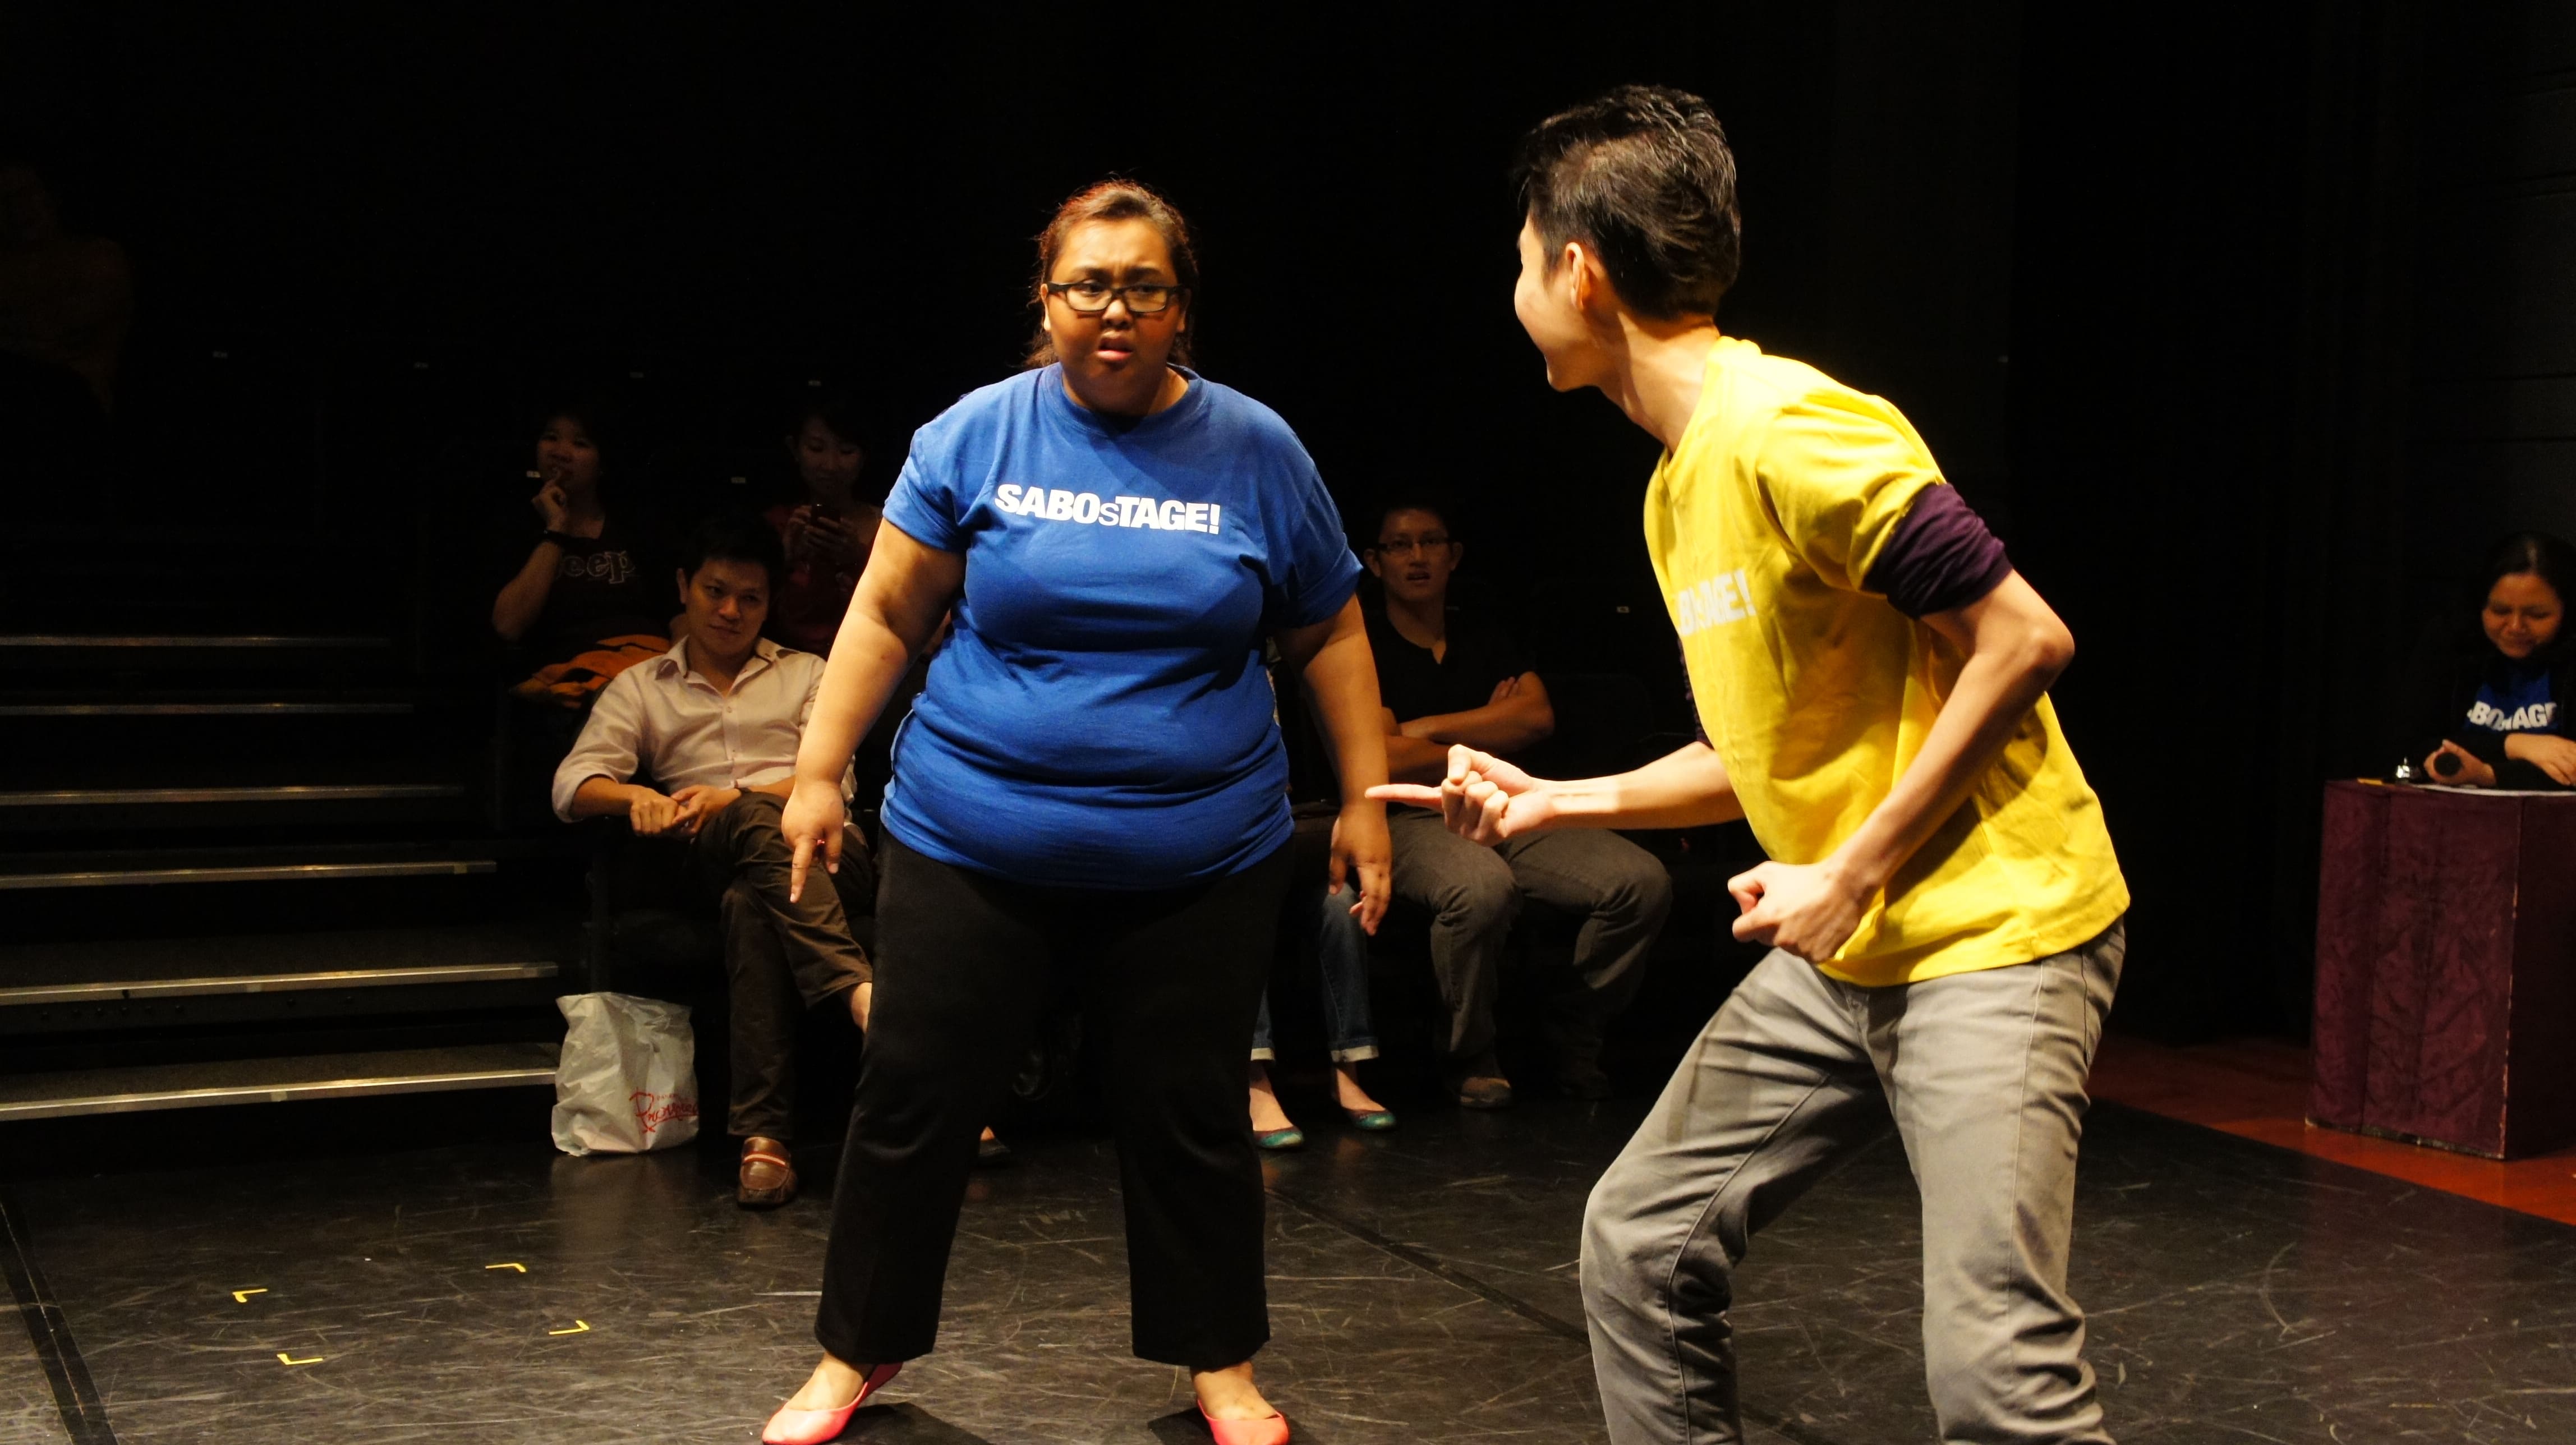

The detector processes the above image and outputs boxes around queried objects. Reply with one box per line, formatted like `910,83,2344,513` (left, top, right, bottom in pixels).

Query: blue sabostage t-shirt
2466,659,2559,738
878,366,1360,889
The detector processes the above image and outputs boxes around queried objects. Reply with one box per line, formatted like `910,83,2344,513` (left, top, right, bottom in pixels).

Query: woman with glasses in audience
757,180,1391,1445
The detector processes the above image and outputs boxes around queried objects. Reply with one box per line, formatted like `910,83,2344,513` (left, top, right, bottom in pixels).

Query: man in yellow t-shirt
1374,86,2128,1445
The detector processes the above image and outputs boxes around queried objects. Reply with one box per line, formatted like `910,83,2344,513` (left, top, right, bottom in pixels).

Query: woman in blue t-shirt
756,182,1392,1445
2413,531,2576,789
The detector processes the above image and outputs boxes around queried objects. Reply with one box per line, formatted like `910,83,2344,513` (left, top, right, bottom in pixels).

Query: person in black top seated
490,402,671,686
484,402,675,826
1365,497,1671,1108
2409,531,2576,789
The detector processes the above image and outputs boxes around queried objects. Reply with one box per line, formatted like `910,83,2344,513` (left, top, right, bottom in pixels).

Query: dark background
2,2,2568,1041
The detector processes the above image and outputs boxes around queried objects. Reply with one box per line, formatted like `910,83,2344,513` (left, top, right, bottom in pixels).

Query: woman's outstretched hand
784,776,848,903
1367,745,1557,845
1328,800,1392,934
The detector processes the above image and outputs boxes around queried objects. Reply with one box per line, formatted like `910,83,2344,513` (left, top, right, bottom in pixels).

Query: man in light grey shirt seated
553,514,871,1209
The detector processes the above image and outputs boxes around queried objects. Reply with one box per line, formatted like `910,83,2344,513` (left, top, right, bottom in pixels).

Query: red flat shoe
761,1361,900,1444
1198,1403,1290,1445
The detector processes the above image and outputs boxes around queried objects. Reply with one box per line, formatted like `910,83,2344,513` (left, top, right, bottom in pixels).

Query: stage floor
7,1079,2576,1444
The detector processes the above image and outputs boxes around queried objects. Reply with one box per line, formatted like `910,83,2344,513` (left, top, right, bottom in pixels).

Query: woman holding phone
757,180,1390,1445
764,389,882,657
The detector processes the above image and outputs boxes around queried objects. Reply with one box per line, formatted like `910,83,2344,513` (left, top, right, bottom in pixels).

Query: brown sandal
738,1136,797,1209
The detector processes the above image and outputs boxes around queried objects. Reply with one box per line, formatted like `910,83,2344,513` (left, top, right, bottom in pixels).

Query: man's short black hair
679,512,786,591
1368,494,1462,545
1514,85,1741,320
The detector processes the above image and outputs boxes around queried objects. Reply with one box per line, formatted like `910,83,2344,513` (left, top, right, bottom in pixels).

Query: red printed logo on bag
629,1089,700,1136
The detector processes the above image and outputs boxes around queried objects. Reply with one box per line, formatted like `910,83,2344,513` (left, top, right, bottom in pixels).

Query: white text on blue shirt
995,484,1223,535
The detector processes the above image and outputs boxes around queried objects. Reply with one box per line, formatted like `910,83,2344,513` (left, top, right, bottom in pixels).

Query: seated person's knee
1437,869,1521,933
719,875,766,926
1620,857,1676,927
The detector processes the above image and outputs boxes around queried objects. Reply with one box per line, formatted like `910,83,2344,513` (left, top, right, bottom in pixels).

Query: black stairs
0,533,584,1123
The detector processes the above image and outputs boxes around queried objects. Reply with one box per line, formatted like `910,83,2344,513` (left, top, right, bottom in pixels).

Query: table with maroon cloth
2311,779,2576,1158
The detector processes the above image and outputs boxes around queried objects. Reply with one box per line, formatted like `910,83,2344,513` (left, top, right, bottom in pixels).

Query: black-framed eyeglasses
1372,535,1453,558
1044,280,1186,316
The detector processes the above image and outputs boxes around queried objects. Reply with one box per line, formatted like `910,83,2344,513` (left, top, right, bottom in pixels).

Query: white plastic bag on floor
551,992,701,1155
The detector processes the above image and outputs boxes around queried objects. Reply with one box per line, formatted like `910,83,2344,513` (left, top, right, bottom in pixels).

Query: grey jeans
1582,921,2126,1445
1387,807,1673,1062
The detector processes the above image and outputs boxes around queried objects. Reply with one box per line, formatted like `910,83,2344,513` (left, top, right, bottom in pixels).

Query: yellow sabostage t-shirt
1646,336,2128,987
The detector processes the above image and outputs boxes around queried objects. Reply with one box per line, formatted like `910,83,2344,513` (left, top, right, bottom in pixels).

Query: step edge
0,703,418,717
0,636,391,648
0,1063,559,1121
0,860,499,889
0,785,466,806
0,962,560,1005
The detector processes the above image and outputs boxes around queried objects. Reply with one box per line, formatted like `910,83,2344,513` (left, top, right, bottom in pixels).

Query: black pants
815,832,1293,1370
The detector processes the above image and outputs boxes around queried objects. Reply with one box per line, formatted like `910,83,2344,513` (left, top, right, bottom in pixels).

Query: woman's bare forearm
792,523,964,786
793,619,916,785
1286,599,1390,807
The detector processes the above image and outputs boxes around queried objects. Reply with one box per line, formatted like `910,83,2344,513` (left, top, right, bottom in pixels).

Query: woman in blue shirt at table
2414,531,2576,790
757,181,1391,1445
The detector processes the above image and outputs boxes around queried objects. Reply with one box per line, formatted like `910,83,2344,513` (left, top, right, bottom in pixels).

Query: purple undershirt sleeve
1863,485,2013,618
1680,487,2005,748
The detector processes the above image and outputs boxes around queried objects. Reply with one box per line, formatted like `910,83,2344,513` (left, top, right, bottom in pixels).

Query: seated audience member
554,514,871,1209
493,403,673,706
763,390,884,656
1247,880,1396,1149
2410,531,2576,789
1365,498,1672,1108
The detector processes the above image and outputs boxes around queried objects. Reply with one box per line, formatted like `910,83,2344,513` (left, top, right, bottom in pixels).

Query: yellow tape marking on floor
275,1353,321,1366
547,1320,590,1336
485,1263,527,1273
231,1288,267,1303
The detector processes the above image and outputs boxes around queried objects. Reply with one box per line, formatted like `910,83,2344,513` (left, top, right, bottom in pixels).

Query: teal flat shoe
1254,1126,1307,1151
1342,1107,1398,1131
